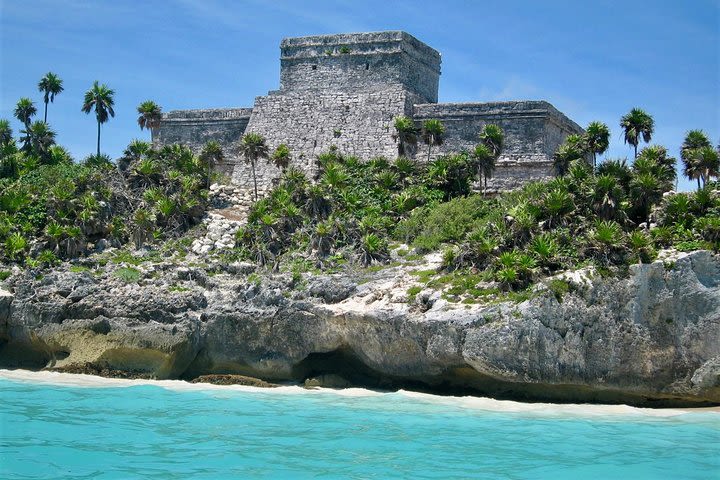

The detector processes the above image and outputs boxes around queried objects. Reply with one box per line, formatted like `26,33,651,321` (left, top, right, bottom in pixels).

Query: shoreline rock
1,250,718,408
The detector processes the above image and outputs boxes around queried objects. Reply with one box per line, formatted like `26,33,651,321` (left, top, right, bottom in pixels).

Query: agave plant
4,232,27,260
357,233,388,267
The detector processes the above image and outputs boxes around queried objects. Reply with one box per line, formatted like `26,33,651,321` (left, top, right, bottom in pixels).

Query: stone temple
157,31,583,191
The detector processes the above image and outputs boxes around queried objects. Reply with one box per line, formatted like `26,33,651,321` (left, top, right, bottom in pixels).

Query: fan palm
199,140,224,187
239,132,269,201
691,146,720,188
81,81,115,157
0,119,12,145
271,143,291,171
620,108,654,158
584,121,610,169
20,121,56,161
680,130,711,190
422,119,445,162
471,143,494,195
392,115,419,156
14,98,37,128
37,72,64,122
137,100,162,138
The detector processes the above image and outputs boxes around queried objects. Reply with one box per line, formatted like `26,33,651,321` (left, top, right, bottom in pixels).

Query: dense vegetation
1,72,719,299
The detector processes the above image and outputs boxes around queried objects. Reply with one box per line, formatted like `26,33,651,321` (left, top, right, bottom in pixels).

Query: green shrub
114,267,141,283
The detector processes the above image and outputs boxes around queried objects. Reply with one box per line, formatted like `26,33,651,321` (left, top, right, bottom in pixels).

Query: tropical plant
0,119,13,145
630,171,663,228
553,135,585,176
81,81,115,157
584,121,610,169
690,146,720,188
392,115,418,156
422,119,445,162
14,98,37,128
20,121,56,161
199,140,224,187
472,144,494,196
620,108,654,158
475,124,504,194
37,72,64,122
681,130,711,190
137,100,162,137
271,143,291,171
239,132,269,201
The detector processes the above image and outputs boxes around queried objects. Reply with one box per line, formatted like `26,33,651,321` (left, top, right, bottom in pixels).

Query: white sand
2,369,717,418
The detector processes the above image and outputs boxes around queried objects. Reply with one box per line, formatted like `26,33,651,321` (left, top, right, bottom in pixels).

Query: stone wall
279,31,441,103
412,101,584,190
156,108,253,175
234,86,426,188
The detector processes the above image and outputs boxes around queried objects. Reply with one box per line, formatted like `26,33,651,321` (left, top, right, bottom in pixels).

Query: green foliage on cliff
0,139,210,264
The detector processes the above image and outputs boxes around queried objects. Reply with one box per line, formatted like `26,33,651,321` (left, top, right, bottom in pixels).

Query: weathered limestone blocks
157,31,583,193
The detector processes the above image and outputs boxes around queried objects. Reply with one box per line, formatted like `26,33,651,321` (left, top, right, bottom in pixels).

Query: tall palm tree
584,121,610,169
81,81,115,157
37,72,64,122
680,130,711,190
137,100,162,140
476,123,504,194
691,146,720,188
392,115,418,156
0,119,12,145
620,108,654,158
14,98,37,128
239,132,269,201
471,143,494,195
422,119,445,162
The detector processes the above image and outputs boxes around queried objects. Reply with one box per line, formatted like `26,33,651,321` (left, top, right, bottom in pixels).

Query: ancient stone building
156,31,583,191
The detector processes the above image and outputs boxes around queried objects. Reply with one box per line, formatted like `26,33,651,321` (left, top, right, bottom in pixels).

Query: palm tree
392,115,418,156
620,108,654,158
680,130,711,190
37,72,64,123
422,119,445,162
199,140,224,187
239,132,269,201
81,81,115,157
271,143,291,171
0,119,12,145
475,123,504,193
552,136,584,176
630,172,662,228
691,146,720,188
137,100,162,140
14,98,37,128
479,123,504,157
20,121,56,161
472,144,494,195
584,121,610,169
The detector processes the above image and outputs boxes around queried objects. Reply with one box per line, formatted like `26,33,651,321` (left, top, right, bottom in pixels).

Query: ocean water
1,371,718,479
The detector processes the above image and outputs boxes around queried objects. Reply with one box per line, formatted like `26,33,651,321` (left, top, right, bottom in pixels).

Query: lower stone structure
156,31,583,192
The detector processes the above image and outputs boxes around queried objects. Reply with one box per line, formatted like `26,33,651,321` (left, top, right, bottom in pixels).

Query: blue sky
1,0,718,191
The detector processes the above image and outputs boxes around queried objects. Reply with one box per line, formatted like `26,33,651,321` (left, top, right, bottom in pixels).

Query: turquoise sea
1,371,718,479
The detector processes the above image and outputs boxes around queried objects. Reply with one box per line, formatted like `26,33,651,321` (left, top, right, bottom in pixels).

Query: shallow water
1,370,718,479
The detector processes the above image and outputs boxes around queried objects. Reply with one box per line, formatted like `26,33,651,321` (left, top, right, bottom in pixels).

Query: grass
114,267,141,283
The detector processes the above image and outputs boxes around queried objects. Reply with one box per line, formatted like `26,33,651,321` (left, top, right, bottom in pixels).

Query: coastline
3,368,718,418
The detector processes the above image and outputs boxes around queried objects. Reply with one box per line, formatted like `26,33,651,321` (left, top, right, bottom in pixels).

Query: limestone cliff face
1,251,718,406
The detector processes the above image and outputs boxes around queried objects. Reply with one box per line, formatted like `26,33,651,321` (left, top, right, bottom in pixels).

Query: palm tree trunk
427,143,432,163
44,102,48,123
96,121,101,157
483,175,487,196
251,158,258,201
697,178,701,190
593,152,596,171
634,144,638,159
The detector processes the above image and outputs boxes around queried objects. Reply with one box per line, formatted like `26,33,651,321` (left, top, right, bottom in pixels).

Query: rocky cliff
1,250,718,407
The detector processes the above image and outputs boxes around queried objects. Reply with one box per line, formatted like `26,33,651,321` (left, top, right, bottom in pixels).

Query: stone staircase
190,184,265,255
